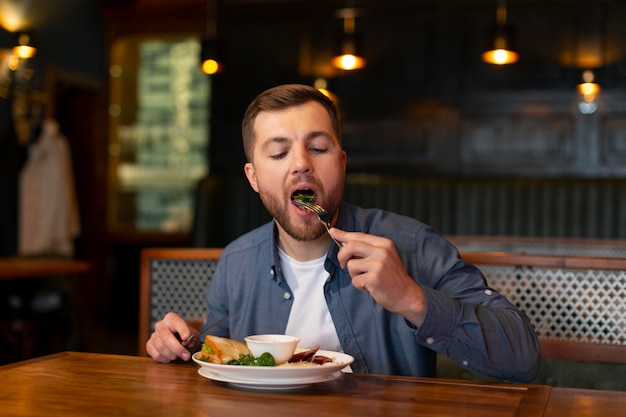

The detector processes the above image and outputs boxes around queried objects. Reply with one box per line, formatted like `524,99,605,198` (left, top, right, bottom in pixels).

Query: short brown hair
241,84,341,162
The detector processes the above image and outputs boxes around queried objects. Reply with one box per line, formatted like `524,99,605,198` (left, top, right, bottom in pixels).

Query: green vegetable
202,343,215,356
293,193,316,203
254,352,276,366
227,352,276,367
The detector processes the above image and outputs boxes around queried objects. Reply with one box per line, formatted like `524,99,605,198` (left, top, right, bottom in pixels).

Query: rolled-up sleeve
412,227,541,382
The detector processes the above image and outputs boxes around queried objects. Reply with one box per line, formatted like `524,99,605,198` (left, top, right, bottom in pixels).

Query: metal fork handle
319,219,343,248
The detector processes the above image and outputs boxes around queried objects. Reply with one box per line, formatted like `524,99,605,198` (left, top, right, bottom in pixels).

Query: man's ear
244,162,259,193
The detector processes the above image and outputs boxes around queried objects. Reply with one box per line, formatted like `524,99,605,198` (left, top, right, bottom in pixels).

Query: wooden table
0,352,623,417
0,258,90,280
0,259,90,363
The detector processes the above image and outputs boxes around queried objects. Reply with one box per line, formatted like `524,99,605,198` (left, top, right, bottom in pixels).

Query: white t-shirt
279,249,343,352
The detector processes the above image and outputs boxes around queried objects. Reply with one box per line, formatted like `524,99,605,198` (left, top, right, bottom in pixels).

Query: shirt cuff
414,286,460,352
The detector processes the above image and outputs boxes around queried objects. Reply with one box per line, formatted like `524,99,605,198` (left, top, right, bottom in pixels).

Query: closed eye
270,151,288,160
310,146,328,155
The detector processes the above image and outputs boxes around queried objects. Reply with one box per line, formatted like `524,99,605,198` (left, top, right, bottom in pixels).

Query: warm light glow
313,78,337,102
482,2,518,65
577,70,600,114
331,54,366,70
577,82,600,97
577,70,600,104
8,54,20,71
331,12,366,71
201,58,220,75
13,44,35,59
12,33,36,59
482,49,519,65
314,78,327,90
0,1,30,32
318,88,331,98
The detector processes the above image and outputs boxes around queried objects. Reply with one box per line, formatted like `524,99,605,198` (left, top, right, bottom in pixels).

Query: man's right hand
145,312,199,363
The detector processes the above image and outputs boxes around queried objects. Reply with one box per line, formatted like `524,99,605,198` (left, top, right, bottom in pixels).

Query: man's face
244,101,346,242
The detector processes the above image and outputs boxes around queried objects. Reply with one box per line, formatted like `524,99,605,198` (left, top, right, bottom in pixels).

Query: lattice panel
480,265,626,345
150,259,218,332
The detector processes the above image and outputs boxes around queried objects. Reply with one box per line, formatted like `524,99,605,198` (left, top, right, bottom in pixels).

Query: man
146,84,540,382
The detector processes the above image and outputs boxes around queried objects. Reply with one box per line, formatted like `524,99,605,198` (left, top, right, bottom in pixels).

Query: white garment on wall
19,118,80,257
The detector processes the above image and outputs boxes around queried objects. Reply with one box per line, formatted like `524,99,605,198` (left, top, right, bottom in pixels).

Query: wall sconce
577,69,600,114
200,0,222,75
331,7,366,71
482,1,518,65
13,33,36,59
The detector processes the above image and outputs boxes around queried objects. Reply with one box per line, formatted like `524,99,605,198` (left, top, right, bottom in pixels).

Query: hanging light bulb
331,8,366,71
201,38,222,75
200,0,222,74
482,1,518,65
577,69,600,114
577,69,600,99
13,33,36,59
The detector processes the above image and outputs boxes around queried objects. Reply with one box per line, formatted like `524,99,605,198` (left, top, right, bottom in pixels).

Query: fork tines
292,199,323,213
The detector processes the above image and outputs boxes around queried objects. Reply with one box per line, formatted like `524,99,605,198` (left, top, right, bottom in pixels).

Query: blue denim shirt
202,202,540,382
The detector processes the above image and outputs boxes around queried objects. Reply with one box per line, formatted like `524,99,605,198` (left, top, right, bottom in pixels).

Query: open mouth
291,189,316,204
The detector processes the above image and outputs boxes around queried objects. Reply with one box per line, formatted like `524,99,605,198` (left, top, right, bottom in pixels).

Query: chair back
138,248,222,356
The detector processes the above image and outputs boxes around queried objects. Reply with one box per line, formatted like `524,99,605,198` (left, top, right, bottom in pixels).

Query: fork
291,199,343,247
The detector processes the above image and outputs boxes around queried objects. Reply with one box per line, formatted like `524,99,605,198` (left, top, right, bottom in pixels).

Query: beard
258,178,344,242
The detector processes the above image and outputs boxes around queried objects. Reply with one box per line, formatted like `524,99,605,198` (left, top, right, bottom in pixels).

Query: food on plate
288,347,333,365
227,352,276,366
199,335,251,364
198,335,335,367
288,347,319,362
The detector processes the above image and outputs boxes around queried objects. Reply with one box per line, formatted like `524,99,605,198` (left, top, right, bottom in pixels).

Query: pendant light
577,69,600,98
482,1,518,65
577,69,600,115
13,33,36,59
331,5,366,71
200,0,222,74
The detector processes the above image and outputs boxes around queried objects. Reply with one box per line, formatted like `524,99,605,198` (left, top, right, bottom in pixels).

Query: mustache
288,176,323,194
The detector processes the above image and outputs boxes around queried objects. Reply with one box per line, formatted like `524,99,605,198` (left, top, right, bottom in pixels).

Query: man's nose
291,146,313,174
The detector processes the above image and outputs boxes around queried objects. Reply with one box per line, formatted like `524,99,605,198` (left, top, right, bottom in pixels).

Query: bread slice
200,335,250,364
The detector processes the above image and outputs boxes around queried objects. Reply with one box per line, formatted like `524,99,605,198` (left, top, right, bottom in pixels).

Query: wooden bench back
451,235,626,258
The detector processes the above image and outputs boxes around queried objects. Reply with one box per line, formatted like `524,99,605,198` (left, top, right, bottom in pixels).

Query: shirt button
462,360,469,366
426,337,434,345
484,289,493,296
283,292,291,300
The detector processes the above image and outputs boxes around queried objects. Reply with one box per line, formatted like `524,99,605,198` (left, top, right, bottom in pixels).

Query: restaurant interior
0,0,625,394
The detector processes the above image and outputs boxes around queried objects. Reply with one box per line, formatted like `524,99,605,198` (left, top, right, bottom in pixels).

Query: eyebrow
307,131,333,141
259,136,289,153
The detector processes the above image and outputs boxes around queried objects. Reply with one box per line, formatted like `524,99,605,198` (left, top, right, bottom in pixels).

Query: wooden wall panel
458,115,575,171
601,116,626,167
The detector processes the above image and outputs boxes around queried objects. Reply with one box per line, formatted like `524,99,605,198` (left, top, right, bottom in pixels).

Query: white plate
198,367,342,390
193,349,354,385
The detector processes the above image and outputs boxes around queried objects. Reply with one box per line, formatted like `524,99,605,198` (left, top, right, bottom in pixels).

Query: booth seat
138,247,626,390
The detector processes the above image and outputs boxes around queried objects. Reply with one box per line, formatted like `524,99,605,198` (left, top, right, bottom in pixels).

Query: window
108,36,209,233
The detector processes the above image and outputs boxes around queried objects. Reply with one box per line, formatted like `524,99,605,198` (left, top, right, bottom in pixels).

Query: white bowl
244,334,299,365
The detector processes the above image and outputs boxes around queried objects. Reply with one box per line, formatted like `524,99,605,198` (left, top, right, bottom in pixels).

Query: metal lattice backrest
481,265,626,345
149,258,219,333
139,248,222,356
